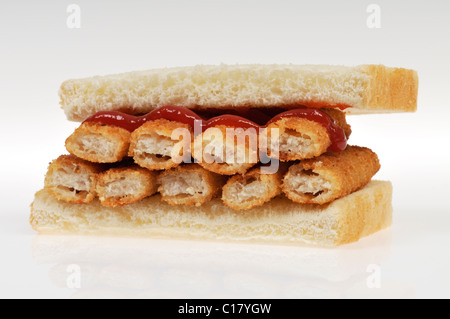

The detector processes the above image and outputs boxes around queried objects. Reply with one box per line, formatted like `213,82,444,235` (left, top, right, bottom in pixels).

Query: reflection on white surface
30,229,415,299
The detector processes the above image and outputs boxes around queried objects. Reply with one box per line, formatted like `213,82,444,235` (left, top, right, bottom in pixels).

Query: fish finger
44,155,103,204
282,146,380,204
222,165,287,211
192,125,258,175
96,165,158,208
262,109,352,161
66,122,131,163
129,119,193,171
157,164,227,207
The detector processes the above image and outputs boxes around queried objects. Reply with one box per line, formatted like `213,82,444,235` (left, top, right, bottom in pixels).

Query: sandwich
30,64,418,247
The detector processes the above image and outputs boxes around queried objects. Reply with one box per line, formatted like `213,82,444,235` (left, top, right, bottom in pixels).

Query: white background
0,0,449,299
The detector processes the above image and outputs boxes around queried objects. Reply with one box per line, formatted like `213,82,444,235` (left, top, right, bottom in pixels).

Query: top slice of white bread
30,180,393,247
60,64,418,122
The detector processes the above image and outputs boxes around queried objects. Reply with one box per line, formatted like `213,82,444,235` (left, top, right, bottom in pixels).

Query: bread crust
59,64,418,122
96,166,158,208
361,65,419,114
282,146,380,204
66,122,131,163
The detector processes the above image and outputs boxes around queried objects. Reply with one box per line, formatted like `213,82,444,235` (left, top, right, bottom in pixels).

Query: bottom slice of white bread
30,180,392,247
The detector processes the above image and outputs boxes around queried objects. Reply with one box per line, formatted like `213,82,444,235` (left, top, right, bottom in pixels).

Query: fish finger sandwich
30,64,418,247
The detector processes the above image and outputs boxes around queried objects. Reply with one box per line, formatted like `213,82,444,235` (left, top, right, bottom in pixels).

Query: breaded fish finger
262,109,352,162
44,155,103,204
96,166,158,208
157,164,227,207
192,125,258,175
129,119,193,171
222,165,287,211
66,122,131,163
321,108,352,139
282,146,380,205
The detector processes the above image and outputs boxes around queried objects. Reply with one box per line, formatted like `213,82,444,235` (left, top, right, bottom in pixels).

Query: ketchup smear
84,106,347,152
83,107,203,133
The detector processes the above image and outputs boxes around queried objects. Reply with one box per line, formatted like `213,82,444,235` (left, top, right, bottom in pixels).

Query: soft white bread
30,180,393,247
60,64,418,122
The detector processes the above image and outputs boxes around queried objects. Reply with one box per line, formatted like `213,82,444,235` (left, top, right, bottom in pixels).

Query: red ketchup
204,115,261,131
84,106,347,152
83,106,203,132
84,106,261,133
267,109,347,152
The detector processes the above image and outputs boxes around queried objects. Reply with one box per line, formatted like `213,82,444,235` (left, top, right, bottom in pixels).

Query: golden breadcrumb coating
157,164,227,207
282,145,380,205
129,119,193,171
263,117,330,162
96,165,158,208
192,125,258,175
261,109,352,162
65,122,131,163
44,155,104,204
222,165,288,211
320,108,352,139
